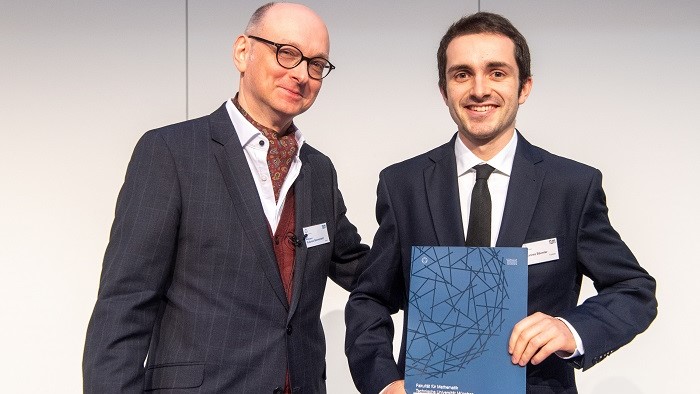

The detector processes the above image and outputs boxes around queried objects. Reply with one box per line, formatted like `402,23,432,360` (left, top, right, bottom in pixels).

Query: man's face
234,4,329,130
440,33,532,152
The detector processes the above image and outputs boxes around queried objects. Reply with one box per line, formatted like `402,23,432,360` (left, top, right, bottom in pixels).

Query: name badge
303,223,330,248
522,238,559,265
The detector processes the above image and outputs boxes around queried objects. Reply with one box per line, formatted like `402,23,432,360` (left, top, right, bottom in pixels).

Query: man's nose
471,75,492,98
288,60,309,83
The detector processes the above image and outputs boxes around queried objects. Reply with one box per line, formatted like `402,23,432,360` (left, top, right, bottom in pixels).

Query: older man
83,3,368,393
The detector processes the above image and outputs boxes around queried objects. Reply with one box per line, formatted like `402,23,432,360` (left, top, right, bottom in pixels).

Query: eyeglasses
247,35,335,80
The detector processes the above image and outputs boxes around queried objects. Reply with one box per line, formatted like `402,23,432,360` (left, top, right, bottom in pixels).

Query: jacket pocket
144,362,205,391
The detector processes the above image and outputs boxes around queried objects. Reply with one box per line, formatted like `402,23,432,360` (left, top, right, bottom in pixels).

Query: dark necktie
465,164,495,247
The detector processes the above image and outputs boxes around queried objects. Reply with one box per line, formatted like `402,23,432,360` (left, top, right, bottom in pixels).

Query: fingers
508,312,576,366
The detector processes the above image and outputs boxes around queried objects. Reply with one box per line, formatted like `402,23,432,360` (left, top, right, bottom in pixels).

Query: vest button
287,324,293,335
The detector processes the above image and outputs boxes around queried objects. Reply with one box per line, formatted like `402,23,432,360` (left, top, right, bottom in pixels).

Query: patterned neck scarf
233,94,298,202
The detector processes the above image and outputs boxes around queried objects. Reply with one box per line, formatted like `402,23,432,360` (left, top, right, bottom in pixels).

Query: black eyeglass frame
247,35,335,80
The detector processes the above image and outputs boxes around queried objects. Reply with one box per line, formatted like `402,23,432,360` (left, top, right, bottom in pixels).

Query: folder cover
405,246,528,394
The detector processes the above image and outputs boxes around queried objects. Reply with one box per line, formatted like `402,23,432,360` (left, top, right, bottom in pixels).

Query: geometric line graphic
406,246,513,379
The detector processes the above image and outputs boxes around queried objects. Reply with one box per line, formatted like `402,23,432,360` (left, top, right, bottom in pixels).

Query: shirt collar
225,96,305,152
455,131,518,177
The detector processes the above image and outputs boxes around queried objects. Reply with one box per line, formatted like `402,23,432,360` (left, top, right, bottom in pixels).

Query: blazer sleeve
83,130,181,393
345,173,405,394
561,169,657,370
327,163,370,291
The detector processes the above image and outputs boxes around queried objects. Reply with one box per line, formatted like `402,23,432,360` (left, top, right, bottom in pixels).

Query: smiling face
440,33,532,159
233,3,330,131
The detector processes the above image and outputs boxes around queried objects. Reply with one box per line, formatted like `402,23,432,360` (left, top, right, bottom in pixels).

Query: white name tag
522,238,559,265
303,223,330,248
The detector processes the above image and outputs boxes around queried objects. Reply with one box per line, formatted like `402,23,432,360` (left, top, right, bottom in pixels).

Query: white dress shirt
225,99,304,233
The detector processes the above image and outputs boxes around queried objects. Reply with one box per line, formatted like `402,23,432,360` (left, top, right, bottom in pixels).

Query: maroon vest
269,188,296,303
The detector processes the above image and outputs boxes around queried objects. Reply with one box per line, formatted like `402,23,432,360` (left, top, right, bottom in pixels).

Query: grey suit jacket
83,103,368,393
345,133,657,394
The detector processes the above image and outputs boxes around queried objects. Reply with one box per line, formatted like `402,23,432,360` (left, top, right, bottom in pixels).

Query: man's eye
279,47,299,58
310,59,328,70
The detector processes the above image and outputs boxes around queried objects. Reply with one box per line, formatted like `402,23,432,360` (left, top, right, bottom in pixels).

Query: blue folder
405,246,528,394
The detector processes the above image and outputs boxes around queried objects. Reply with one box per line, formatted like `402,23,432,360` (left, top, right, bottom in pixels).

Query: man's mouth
467,105,496,112
281,86,302,97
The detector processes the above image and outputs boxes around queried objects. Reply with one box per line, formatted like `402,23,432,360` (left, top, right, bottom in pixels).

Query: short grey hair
245,2,276,34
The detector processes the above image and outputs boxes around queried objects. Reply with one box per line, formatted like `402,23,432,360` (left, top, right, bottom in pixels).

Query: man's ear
232,35,248,73
518,76,533,105
439,84,448,105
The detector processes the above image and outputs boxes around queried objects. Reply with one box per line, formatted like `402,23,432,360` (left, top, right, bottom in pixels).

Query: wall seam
185,0,189,120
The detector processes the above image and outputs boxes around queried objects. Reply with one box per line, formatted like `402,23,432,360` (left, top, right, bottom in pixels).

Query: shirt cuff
555,317,585,359
380,380,401,394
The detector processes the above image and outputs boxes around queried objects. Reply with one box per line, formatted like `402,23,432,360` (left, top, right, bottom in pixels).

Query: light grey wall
1,1,698,393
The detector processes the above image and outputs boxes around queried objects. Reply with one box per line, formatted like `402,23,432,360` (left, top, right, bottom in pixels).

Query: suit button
273,387,283,393
287,324,293,335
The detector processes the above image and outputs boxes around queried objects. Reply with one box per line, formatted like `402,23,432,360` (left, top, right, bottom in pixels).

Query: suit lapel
287,147,311,320
496,132,545,247
425,135,466,246
209,103,289,309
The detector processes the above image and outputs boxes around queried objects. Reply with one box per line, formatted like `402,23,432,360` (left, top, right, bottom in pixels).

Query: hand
384,380,406,394
508,312,576,366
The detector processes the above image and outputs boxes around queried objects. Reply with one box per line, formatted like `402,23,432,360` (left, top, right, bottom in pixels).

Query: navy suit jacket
345,133,656,393
83,103,368,393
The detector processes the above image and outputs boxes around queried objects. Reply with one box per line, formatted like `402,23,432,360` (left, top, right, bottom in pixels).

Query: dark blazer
345,133,657,394
83,103,368,393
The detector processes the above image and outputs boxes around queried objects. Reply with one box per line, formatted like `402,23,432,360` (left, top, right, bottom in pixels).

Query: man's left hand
508,312,576,366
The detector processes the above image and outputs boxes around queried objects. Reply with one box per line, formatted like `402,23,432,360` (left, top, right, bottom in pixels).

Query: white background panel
1,1,185,392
